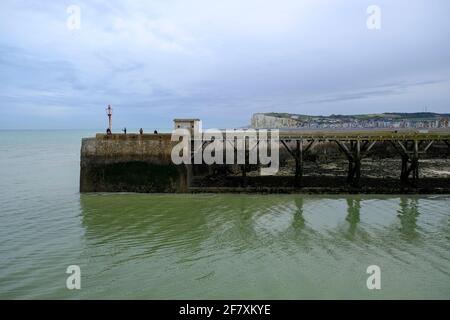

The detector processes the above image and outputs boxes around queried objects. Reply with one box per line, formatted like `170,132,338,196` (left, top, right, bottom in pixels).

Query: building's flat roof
173,118,200,122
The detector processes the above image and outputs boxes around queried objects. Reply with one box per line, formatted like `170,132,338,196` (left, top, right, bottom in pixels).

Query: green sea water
0,130,449,299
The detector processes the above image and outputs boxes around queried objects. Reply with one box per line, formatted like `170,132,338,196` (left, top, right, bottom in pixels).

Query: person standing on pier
139,128,143,135
122,127,127,134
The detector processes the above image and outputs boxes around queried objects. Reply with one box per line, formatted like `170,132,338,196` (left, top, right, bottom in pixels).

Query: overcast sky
0,0,449,129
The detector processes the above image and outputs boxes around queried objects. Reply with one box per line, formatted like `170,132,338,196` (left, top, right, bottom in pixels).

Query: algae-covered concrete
80,134,189,192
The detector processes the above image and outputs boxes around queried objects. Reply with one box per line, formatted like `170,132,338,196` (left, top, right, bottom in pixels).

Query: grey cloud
0,0,449,129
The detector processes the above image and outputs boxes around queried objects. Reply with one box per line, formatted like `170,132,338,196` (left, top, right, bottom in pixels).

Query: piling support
354,140,361,187
392,140,421,184
345,140,361,187
400,154,409,182
335,140,361,187
296,140,303,180
241,138,248,187
412,140,419,181
280,139,314,187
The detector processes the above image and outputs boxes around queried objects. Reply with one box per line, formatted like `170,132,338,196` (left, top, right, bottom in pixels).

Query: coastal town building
251,113,450,129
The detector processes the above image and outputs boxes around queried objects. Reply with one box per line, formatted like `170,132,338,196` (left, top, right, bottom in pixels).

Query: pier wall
80,132,450,193
80,134,189,192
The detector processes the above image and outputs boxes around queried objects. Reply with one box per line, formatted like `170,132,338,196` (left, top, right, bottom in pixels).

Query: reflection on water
346,198,361,238
293,198,306,230
75,194,450,299
397,198,420,240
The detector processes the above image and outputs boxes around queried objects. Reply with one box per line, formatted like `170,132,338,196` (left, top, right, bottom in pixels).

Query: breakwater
80,130,450,193
80,133,191,192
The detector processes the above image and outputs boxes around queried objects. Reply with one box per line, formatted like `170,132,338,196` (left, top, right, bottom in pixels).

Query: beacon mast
106,104,113,131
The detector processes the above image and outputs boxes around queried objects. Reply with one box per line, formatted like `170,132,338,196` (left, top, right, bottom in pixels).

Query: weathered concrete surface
80,134,189,192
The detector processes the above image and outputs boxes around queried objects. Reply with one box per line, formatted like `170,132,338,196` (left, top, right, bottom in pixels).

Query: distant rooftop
173,118,200,122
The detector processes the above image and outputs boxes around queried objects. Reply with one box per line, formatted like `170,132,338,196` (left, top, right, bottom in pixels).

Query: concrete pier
80,133,190,192
80,130,450,193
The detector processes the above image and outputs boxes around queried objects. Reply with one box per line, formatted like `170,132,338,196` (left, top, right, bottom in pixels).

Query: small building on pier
173,118,201,135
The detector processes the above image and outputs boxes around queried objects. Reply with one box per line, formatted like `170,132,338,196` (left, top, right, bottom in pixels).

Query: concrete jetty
80,128,450,193
80,133,190,193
